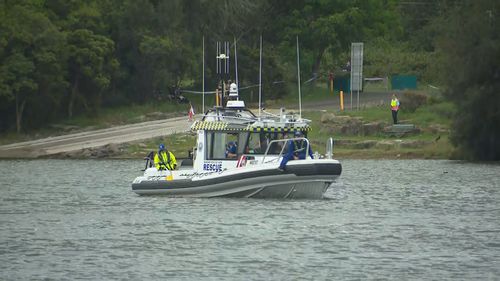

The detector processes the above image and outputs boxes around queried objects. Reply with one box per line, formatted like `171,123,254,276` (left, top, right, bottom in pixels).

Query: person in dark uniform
226,141,237,159
278,131,314,171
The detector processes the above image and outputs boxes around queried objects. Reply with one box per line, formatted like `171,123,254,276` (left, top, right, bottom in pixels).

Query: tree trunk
95,89,103,114
311,48,326,84
68,74,79,118
15,94,26,134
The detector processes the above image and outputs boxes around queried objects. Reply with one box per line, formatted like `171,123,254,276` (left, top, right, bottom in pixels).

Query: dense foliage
0,0,400,133
435,0,500,160
0,0,498,160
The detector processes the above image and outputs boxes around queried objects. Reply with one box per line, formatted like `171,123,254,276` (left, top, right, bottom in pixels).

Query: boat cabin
190,107,311,173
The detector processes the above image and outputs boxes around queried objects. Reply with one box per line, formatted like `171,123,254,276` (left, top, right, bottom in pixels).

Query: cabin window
245,132,286,155
267,133,286,154
237,132,249,154
206,132,239,160
245,133,264,154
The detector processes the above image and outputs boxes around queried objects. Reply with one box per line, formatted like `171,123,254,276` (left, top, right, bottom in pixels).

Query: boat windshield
205,131,291,159
245,132,287,155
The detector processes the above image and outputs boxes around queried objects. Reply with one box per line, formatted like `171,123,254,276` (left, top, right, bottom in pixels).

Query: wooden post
329,72,334,95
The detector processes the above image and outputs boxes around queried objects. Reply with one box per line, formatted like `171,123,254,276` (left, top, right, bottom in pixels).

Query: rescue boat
131,101,342,199
131,39,342,198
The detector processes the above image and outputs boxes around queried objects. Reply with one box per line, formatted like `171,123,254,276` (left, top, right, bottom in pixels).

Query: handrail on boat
142,151,155,171
199,114,256,123
326,137,334,159
261,137,310,164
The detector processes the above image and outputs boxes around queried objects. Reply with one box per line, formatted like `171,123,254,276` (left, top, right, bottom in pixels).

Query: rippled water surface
1,159,499,280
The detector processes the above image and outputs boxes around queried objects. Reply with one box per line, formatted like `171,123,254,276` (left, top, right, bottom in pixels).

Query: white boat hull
132,159,341,199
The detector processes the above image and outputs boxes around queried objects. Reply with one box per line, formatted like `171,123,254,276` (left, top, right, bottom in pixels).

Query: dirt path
0,91,391,159
0,117,192,158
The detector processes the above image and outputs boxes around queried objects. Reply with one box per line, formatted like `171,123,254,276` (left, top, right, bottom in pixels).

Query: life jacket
292,140,306,156
156,150,175,170
391,98,400,111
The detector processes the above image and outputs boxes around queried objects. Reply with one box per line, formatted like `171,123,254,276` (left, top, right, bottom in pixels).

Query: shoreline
0,92,455,160
0,141,453,160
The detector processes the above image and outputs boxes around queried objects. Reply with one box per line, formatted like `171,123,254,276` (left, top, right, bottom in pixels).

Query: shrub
401,91,428,112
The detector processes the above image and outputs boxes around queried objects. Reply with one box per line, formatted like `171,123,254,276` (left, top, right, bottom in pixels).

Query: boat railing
325,137,334,159
142,151,155,171
200,114,256,123
261,137,310,164
200,110,311,125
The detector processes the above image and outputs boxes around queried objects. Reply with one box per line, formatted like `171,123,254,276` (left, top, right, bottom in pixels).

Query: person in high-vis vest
390,94,400,124
154,143,177,171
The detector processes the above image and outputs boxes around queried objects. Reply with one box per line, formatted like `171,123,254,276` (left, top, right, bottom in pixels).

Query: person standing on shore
390,94,400,124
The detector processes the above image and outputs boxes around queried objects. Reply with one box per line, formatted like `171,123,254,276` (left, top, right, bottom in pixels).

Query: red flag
236,155,247,167
188,104,195,121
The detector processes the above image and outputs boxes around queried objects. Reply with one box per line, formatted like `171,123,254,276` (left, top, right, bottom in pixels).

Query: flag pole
296,36,302,119
202,36,205,114
258,35,262,119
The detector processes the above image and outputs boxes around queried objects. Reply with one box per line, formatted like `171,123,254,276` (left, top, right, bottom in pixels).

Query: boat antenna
258,34,263,119
296,36,302,119
227,41,230,81
216,41,219,106
215,41,230,107
202,36,205,114
234,37,239,100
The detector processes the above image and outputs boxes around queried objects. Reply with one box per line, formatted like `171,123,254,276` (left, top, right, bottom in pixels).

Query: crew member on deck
279,131,314,171
154,143,177,170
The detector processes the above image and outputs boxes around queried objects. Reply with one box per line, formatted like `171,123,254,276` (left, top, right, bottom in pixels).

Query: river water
0,159,499,280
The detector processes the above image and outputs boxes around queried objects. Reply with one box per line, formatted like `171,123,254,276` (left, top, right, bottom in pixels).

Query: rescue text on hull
132,159,342,199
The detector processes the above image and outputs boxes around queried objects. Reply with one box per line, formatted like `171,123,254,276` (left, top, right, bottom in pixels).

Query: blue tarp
333,76,350,92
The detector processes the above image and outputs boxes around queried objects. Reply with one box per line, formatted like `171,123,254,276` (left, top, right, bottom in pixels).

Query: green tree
0,2,66,133
0,54,36,133
363,40,437,82
103,0,156,102
437,0,500,160
272,0,400,77
66,29,116,118
142,1,195,92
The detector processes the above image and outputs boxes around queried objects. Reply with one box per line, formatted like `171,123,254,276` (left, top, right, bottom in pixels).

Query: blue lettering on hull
203,162,223,172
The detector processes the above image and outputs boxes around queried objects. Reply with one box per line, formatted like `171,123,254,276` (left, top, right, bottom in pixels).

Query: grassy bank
303,99,455,159
120,95,455,160
1,83,456,159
